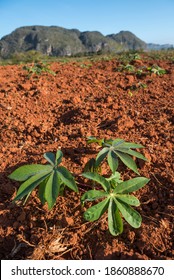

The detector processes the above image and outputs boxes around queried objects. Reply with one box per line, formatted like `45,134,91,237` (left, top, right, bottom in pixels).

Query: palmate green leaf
115,177,150,194
115,150,139,174
43,152,55,166
55,150,63,166
115,198,142,228
81,189,108,204
44,170,61,210
107,150,118,173
82,172,110,192
108,198,123,236
57,166,78,193
95,147,109,167
89,138,146,174
83,198,109,222
8,164,53,181
13,170,52,202
116,194,140,206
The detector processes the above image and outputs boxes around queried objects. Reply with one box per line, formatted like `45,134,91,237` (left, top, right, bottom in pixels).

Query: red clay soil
0,56,173,260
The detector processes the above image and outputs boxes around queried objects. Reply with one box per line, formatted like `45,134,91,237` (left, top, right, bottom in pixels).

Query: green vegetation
0,50,48,65
4,48,173,237
107,31,146,51
8,136,149,236
0,49,174,66
145,49,174,61
122,64,135,72
23,62,56,77
116,51,142,64
81,136,149,235
81,172,149,236
8,150,78,210
147,65,166,75
79,63,93,69
0,26,146,60
86,136,147,174
127,82,148,97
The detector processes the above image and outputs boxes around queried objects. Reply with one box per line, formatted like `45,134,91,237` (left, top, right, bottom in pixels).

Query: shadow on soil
0,158,173,260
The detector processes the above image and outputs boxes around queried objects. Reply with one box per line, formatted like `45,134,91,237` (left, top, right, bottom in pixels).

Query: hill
107,31,147,50
0,25,147,58
147,43,173,50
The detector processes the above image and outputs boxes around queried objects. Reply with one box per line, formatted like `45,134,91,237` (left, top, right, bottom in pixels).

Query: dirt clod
0,56,173,260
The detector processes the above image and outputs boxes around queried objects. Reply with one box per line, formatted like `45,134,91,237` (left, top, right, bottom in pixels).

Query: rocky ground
0,54,173,259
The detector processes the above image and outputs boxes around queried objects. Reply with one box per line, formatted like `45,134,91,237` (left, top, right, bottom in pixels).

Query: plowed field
0,55,173,260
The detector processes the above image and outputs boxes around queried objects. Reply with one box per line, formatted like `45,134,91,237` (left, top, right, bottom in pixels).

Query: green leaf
38,177,49,205
13,170,52,201
95,147,109,166
81,189,108,204
44,170,61,210
55,150,63,165
87,136,104,146
86,136,98,143
116,194,140,206
115,177,150,194
115,198,142,228
108,172,120,180
108,172,123,187
82,172,110,192
108,198,123,236
116,148,147,161
112,139,125,147
83,198,109,222
57,166,78,193
117,142,144,149
8,164,53,181
107,150,118,173
44,152,55,166
103,138,113,146
84,158,97,172
115,151,140,174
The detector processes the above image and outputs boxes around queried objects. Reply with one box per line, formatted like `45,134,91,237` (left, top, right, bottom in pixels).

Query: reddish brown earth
0,55,173,260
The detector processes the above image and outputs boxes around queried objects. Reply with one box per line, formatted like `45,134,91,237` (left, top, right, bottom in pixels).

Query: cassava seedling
81,172,149,236
8,150,78,209
23,62,56,78
8,136,150,237
123,64,135,72
87,137,147,174
147,65,166,75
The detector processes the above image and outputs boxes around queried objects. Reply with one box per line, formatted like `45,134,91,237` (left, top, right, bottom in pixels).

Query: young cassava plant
8,150,78,209
81,172,149,236
87,136,147,174
23,62,56,78
147,65,166,75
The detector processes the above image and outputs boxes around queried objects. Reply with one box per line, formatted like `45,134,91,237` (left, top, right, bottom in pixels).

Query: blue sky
0,0,174,45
